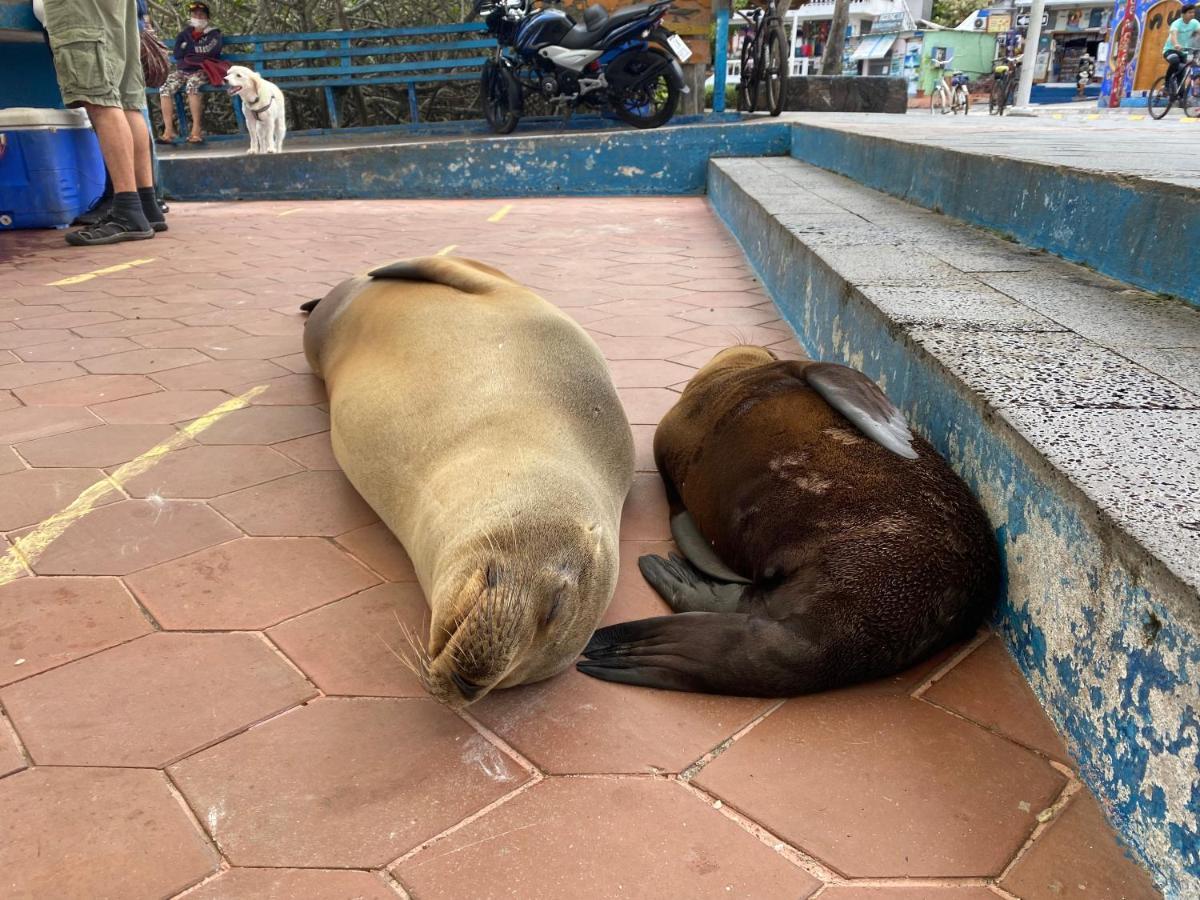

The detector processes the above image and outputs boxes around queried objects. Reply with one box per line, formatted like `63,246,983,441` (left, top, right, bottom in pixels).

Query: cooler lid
0,107,92,128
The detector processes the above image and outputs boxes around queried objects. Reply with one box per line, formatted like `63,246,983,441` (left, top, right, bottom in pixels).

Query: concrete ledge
709,156,1199,898
785,76,907,114
788,121,1200,309
159,121,791,201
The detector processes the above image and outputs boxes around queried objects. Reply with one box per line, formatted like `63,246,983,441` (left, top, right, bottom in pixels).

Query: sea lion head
697,344,783,376
420,516,618,708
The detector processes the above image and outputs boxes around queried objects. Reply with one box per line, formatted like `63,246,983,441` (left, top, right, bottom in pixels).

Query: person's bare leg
187,92,204,140
83,103,137,192
124,109,153,188
159,93,178,139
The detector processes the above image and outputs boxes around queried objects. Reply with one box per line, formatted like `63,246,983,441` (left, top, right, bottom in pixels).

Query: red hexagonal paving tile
0,467,116,531
0,767,219,897
127,536,378,629
817,887,999,899
0,712,26,777
16,422,180,467
0,361,84,390
392,777,820,899
14,336,138,362
207,335,301,360
588,315,696,338
0,405,99,444
14,372,160,407
922,636,1070,763
153,358,291,391
192,405,329,445
236,373,325,405
22,499,239,575
211,470,376,536
13,310,118,330
73,317,176,338
591,334,703,361
134,325,251,351
0,445,22,475
0,632,316,766
0,328,71,349
275,430,339,469
618,387,681,425
607,359,696,388
619,473,670,541
680,305,781,326
89,389,231,425
81,347,209,375
1000,791,1162,900
117,443,300,500
0,389,16,411
0,576,152,686
184,868,399,900
169,697,528,867
269,583,429,697
334,522,417,581
693,689,1067,878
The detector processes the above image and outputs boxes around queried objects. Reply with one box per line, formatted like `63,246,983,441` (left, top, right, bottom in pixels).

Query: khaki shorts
43,0,145,110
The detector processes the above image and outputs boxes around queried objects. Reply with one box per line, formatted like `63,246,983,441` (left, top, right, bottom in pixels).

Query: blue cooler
0,107,105,230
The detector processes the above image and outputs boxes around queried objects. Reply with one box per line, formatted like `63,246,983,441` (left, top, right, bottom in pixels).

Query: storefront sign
874,12,907,33
987,13,1012,32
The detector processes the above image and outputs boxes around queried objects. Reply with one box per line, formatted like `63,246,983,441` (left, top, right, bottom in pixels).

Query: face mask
189,17,206,28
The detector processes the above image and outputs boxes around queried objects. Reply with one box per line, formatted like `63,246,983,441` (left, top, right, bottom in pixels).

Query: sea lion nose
450,671,482,700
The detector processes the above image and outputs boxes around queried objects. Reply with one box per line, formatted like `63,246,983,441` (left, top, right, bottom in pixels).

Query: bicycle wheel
989,77,1004,115
737,34,759,113
955,85,970,115
763,23,787,116
931,87,947,115
1184,76,1200,118
1148,75,1173,119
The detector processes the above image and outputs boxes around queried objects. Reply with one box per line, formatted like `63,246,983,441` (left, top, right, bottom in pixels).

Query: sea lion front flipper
367,257,515,294
639,553,744,613
801,362,918,460
577,612,799,695
669,511,752,585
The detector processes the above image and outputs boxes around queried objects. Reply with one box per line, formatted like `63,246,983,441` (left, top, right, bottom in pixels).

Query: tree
821,0,849,75
931,0,978,28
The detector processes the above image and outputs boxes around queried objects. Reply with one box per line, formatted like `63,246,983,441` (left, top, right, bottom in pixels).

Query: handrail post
713,0,731,113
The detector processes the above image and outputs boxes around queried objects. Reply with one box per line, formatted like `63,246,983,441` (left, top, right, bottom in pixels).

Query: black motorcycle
470,0,690,134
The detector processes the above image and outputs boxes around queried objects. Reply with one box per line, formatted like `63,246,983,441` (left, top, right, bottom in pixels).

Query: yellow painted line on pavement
277,208,303,217
436,244,457,256
487,204,513,223
49,257,157,286
0,386,267,587
1085,114,1100,120
1129,114,1146,120
1052,113,1063,119
1181,116,1199,123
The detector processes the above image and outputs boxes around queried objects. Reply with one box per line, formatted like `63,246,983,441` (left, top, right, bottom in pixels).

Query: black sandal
66,214,155,246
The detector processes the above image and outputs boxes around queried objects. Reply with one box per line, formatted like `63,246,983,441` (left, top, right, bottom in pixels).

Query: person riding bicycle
1164,4,1200,92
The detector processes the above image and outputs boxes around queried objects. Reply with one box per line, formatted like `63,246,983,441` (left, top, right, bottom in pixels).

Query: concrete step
709,155,1199,899
785,115,1200,310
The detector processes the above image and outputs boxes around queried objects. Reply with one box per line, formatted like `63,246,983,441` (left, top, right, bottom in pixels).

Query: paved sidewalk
0,199,1160,898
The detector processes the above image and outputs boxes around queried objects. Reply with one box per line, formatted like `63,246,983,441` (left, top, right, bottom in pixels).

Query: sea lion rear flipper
801,362,918,460
577,612,798,695
639,553,745,613
669,512,752,585
299,298,321,314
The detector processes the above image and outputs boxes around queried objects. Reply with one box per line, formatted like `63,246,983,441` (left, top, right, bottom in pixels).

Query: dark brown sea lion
577,345,1000,696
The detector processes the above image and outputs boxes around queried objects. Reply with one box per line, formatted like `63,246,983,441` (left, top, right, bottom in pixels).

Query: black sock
112,192,151,229
137,187,165,225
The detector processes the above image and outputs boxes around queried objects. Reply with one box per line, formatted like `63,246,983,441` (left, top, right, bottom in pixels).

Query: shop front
1100,0,1183,105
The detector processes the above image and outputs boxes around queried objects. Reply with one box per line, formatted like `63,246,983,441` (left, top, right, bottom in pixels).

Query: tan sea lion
302,257,634,707
578,345,1000,696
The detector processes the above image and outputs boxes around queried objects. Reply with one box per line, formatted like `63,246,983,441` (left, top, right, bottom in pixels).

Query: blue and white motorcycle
470,0,691,133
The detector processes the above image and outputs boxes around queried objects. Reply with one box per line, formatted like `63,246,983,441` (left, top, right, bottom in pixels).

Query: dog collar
246,95,273,116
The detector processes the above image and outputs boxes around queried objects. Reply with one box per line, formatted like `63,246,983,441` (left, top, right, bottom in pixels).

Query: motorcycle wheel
481,60,521,135
611,54,680,129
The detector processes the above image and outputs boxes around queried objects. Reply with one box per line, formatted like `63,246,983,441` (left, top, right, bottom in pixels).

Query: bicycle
1149,50,1200,119
930,57,970,115
736,0,787,117
989,54,1021,115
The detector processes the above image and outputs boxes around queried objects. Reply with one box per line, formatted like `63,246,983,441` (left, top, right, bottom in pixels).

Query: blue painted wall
788,122,1200,310
158,121,793,200
709,161,1199,899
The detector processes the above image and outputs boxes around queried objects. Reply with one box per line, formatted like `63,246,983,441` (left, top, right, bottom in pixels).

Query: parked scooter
470,0,691,134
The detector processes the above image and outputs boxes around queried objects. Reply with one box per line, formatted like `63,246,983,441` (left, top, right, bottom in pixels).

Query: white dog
224,65,286,154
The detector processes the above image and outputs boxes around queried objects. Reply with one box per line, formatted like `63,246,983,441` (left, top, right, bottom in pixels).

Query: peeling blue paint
159,121,792,202
710,162,1200,898
788,123,1200,310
